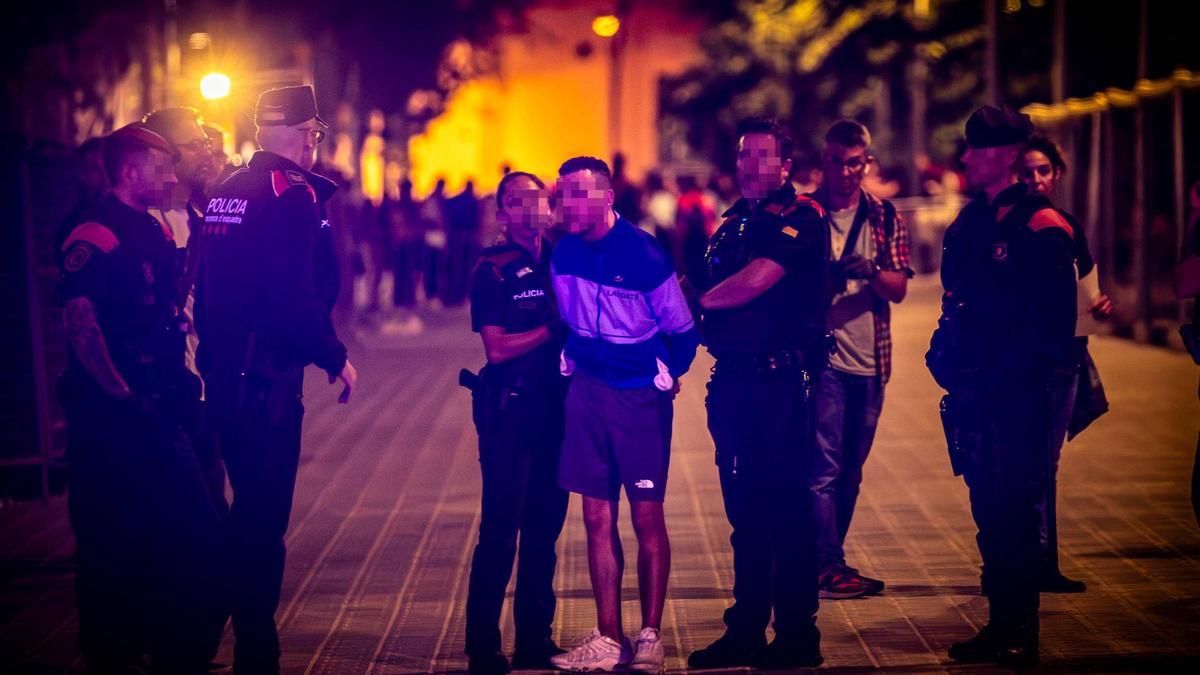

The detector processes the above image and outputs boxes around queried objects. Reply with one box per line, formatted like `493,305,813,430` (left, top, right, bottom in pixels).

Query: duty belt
712,346,810,376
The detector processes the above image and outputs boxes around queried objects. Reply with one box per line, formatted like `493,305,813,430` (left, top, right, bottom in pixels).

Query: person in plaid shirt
806,119,913,599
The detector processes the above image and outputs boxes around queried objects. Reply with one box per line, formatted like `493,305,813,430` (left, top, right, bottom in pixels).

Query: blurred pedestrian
422,178,449,307
389,178,423,309
612,152,643,226
675,175,715,275
1174,180,1200,527
446,179,482,305
1017,134,1113,593
643,171,677,255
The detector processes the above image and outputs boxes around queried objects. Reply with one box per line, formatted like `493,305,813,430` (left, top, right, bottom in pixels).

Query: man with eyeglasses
805,119,912,600
198,85,356,675
142,107,227,520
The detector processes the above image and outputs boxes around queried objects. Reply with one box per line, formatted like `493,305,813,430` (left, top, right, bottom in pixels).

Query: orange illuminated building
409,0,705,195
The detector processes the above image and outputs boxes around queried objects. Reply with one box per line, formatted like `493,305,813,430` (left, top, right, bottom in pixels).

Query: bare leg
630,501,670,630
583,496,624,641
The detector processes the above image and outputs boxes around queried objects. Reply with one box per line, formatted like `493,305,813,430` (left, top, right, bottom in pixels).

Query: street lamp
592,14,620,38
200,72,231,100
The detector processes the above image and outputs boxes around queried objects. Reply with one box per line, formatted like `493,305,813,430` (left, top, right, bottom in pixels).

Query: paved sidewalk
2,277,1198,673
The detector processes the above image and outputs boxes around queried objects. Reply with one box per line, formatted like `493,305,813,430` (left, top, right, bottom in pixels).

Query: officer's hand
839,254,879,280
329,360,357,404
1088,293,1113,320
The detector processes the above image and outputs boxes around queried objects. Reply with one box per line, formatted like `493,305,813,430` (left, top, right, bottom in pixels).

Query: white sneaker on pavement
550,628,632,671
629,627,665,673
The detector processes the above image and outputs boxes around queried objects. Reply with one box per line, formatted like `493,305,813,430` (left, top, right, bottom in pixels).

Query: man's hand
838,254,879,280
1088,293,1113,321
329,359,357,403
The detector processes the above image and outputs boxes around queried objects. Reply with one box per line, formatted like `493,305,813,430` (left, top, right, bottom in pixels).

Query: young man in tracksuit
549,156,699,673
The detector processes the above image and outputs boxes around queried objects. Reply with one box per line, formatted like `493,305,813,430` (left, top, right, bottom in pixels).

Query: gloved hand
837,254,879,280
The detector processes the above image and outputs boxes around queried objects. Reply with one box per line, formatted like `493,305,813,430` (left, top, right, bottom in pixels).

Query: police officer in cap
686,117,830,670
928,105,1077,667
57,123,224,674
463,171,569,675
198,85,357,674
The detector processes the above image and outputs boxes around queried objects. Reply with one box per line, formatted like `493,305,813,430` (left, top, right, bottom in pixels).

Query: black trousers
705,367,820,646
65,395,225,674
464,385,569,656
211,376,305,674
964,380,1051,631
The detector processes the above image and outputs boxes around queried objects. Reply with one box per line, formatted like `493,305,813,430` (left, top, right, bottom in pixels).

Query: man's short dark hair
557,156,612,188
102,134,151,187
825,118,872,149
496,170,545,208
142,107,204,146
736,116,794,162
1023,134,1067,174
101,125,176,187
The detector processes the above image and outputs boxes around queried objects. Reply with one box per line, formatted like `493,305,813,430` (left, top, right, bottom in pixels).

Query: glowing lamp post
200,72,232,100
592,14,623,155
592,14,620,38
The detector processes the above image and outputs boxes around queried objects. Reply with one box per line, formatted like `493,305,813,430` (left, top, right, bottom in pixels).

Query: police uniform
57,184,224,672
931,178,1076,663
463,240,569,666
197,86,346,673
688,184,830,668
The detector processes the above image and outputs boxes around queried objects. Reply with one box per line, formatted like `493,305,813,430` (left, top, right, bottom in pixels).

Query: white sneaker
629,627,665,673
550,628,632,671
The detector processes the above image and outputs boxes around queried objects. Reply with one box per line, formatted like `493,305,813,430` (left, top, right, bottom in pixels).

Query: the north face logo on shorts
635,480,655,489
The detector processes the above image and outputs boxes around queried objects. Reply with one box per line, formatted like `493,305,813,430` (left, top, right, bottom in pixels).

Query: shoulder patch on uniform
63,221,119,253
63,242,92,272
795,194,826,218
1028,208,1074,238
271,169,317,203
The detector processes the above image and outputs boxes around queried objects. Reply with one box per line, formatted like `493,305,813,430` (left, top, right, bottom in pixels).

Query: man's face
822,142,870,198
132,148,178,208
172,125,215,191
737,133,789,199
1017,149,1060,195
556,170,611,236
962,144,1020,190
501,175,553,240
291,122,325,171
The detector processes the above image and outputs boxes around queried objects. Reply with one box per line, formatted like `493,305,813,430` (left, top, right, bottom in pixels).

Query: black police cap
965,104,1035,149
255,85,328,128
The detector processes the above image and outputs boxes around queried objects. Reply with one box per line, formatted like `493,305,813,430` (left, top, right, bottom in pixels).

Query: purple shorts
559,371,673,502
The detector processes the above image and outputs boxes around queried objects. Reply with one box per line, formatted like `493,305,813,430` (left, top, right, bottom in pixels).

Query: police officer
928,105,1077,667
198,85,357,674
686,117,830,670
57,124,224,674
463,171,569,675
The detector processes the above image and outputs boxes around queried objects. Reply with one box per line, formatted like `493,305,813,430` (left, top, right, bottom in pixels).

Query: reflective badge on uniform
63,242,91,272
285,170,307,186
992,241,1009,262
781,225,799,238
515,266,533,278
